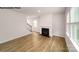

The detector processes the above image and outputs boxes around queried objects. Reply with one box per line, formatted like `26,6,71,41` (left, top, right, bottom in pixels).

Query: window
67,7,79,46
33,20,37,27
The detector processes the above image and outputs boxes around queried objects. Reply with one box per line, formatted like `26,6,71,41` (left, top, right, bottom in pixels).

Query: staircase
26,19,32,32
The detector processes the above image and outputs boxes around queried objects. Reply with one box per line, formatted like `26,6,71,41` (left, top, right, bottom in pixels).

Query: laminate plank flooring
0,32,68,52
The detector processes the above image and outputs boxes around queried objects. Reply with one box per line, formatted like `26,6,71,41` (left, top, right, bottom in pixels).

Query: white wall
0,9,31,43
52,13,66,37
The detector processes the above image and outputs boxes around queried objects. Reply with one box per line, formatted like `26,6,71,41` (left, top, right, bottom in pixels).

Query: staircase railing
26,20,32,32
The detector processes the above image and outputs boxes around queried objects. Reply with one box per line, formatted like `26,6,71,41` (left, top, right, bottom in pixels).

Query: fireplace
41,28,49,37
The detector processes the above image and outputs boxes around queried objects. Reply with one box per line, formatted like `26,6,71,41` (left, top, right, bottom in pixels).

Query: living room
0,7,78,52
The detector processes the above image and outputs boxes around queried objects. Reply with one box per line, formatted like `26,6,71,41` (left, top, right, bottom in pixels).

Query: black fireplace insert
41,28,49,37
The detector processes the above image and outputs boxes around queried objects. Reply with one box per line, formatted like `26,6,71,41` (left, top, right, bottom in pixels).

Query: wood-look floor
0,32,68,52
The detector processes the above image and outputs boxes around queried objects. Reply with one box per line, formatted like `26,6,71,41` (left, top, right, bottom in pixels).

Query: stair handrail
26,19,32,32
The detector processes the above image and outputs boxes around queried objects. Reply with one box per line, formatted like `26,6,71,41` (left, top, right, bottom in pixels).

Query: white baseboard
0,32,31,44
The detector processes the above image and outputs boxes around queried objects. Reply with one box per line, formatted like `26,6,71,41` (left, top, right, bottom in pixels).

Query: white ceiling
13,7,66,17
